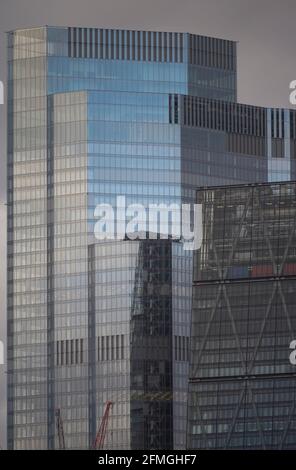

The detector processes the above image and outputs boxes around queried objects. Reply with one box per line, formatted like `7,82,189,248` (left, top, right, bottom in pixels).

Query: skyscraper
7,26,296,449
188,181,296,449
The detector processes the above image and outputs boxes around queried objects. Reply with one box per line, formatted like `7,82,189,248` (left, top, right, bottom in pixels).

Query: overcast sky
1,0,296,449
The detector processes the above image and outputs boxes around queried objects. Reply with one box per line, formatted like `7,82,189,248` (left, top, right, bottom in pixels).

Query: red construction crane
93,401,113,449
55,408,66,449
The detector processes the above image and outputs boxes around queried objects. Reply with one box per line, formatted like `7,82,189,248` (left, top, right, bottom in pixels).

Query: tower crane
92,401,113,449
55,408,66,449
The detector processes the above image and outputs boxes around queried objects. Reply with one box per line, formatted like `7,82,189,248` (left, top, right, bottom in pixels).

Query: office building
188,181,296,449
7,26,296,449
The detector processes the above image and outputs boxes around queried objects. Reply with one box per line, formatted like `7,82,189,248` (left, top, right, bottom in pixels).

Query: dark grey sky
1,0,296,449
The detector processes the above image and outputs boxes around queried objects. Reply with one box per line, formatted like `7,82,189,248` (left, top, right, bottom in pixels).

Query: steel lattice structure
188,182,296,449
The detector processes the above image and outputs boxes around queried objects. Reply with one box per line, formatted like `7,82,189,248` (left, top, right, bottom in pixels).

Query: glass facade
188,182,296,449
88,238,189,449
7,26,296,449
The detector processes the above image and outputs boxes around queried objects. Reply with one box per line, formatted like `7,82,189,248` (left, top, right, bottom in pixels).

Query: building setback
6,26,296,449
188,181,296,449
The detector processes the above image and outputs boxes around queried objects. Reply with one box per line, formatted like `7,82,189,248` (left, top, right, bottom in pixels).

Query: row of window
174,335,190,362
268,108,296,141
68,28,184,63
180,100,296,142
182,96,266,137
56,338,84,365
55,335,126,365
55,334,192,366
67,28,237,72
188,34,236,71
97,334,125,361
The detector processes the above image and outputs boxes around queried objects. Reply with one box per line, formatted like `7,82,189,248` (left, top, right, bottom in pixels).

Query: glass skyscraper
7,26,296,449
188,181,296,449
